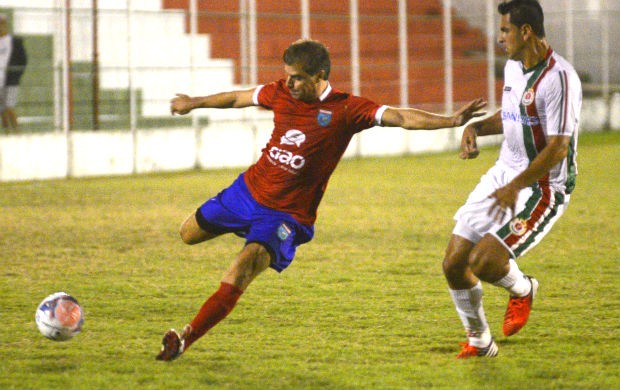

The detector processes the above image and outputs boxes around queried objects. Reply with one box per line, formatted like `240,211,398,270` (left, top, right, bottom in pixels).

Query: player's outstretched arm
381,98,486,130
459,110,503,159
170,89,256,115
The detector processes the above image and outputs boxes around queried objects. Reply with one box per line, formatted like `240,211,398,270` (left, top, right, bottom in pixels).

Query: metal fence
1,0,618,135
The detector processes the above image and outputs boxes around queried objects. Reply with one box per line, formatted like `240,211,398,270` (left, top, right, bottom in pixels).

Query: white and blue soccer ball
35,292,84,341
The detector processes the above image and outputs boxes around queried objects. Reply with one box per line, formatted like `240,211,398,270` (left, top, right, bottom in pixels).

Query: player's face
284,64,322,102
498,14,526,61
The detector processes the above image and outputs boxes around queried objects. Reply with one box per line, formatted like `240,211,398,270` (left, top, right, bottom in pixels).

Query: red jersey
244,79,386,225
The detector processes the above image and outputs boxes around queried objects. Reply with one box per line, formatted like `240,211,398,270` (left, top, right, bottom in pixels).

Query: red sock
184,282,243,349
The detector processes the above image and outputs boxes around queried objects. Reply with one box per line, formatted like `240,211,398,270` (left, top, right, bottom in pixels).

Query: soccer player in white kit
442,0,582,358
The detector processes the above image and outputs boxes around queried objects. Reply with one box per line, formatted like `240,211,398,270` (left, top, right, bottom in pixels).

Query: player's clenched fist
170,93,194,115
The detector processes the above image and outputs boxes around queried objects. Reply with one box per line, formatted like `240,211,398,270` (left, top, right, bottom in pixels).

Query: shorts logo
280,129,306,147
521,88,535,106
317,109,332,127
509,218,528,236
277,223,292,241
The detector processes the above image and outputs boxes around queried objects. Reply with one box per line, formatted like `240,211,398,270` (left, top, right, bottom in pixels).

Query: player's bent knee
442,252,468,281
442,256,456,276
179,213,210,245
442,235,474,279
179,224,204,244
179,228,197,245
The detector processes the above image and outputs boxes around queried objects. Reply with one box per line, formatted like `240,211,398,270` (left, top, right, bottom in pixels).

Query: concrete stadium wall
0,122,456,182
1,95,618,182
0,2,618,182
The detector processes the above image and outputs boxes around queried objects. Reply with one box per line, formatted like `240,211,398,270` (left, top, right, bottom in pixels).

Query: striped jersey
500,48,582,194
244,80,387,225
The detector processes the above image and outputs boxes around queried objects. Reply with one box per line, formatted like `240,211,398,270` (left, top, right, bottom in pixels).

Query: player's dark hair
498,0,545,37
283,39,331,80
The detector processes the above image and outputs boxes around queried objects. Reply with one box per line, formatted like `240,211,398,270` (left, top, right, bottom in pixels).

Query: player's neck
522,38,550,70
315,80,329,100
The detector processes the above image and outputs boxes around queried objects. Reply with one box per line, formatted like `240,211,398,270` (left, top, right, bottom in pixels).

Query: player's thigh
179,212,218,245
469,234,511,281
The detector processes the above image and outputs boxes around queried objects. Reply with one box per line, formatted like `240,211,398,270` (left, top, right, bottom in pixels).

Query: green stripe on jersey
520,61,550,162
565,133,577,193
513,192,565,257
497,184,543,240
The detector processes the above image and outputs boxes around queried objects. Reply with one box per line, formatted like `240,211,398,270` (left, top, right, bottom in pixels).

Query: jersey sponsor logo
521,88,535,105
268,146,306,170
270,129,307,172
501,110,540,126
509,218,528,236
317,109,332,127
280,129,306,147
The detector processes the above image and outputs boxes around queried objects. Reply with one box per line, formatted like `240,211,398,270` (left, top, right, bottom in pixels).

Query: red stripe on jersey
504,182,552,248
525,55,556,155
560,71,569,134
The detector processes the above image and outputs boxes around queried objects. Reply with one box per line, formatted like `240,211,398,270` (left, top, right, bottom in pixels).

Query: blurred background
0,0,618,181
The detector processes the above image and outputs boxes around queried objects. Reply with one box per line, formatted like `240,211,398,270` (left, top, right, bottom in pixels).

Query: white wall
0,124,460,182
2,95,617,182
0,133,68,181
0,1,617,182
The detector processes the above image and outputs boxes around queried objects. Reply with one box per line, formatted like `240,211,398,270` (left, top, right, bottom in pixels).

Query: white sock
449,282,492,347
493,259,531,297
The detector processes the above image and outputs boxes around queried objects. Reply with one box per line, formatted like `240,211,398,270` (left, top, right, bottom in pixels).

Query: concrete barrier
0,97,617,182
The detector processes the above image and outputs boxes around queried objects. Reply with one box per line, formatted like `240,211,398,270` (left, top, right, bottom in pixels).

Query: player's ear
521,24,533,40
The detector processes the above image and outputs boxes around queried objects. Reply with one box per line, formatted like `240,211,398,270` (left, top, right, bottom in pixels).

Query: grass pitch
1,131,619,389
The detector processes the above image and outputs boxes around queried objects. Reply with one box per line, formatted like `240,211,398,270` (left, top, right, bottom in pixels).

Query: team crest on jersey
317,109,332,127
277,223,292,241
521,88,535,106
509,218,528,236
280,129,306,147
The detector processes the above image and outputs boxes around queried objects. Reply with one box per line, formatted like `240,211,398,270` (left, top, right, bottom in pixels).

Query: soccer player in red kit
157,39,486,361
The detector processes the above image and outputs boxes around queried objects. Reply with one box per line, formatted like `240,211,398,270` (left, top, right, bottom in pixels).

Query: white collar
318,82,332,101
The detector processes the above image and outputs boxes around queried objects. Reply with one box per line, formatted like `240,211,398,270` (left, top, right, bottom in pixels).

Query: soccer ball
35,292,84,341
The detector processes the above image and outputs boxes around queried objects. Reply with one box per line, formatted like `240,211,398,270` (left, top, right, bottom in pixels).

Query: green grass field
1,131,619,389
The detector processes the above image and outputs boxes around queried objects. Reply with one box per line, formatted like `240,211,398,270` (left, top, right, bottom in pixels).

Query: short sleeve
254,81,281,109
345,96,382,133
543,70,581,137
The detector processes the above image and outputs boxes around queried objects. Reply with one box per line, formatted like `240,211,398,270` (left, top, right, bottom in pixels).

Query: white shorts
453,161,570,258
0,85,19,111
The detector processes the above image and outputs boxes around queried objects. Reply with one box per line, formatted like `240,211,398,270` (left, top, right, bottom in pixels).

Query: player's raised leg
179,212,219,245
